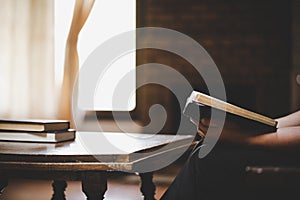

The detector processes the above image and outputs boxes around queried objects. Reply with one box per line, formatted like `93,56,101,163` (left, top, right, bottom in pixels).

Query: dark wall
135,0,293,133
291,0,300,110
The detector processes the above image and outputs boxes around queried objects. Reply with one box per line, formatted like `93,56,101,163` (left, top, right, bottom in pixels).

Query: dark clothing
161,141,300,200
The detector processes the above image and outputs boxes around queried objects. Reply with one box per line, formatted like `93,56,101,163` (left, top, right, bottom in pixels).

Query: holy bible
184,91,278,133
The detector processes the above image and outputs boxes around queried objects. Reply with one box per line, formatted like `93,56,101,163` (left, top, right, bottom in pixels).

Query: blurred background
134,0,300,134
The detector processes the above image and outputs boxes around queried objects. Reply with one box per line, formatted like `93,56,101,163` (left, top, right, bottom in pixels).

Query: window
55,0,136,111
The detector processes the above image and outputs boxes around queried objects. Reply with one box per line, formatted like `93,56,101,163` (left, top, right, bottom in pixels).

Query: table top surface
0,131,194,163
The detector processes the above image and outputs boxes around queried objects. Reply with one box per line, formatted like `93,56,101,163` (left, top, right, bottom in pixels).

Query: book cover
0,129,76,143
184,91,277,133
0,119,70,132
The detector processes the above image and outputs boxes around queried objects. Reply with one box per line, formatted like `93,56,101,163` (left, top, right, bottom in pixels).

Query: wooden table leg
51,180,67,200
140,172,156,200
82,172,107,200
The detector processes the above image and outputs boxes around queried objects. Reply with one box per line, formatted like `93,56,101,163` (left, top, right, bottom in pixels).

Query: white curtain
0,0,56,119
58,0,95,127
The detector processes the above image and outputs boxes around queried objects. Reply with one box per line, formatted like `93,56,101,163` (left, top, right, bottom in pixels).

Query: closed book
0,119,69,132
0,129,76,143
184,91,277,133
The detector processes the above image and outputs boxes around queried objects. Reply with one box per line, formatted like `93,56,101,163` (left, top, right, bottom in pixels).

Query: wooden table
0,131,194,199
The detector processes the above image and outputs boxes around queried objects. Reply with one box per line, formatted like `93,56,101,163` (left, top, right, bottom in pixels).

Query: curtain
0,0,56,119
58,0,95,127
0,0,95,123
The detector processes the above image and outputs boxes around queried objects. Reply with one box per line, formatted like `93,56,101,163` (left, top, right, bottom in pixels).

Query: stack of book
0,119,75,143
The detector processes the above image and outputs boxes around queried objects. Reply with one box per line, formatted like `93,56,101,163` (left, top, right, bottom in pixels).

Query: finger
200,118,221,128
197,129,206,138
198,122,209,133
200,118,210,127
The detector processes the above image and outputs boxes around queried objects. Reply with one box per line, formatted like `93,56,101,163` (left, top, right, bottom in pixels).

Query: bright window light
55,0,136,111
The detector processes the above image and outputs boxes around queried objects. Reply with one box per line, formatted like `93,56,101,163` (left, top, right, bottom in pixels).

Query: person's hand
193,111,300,149
196,118,255,146
189,118,207,138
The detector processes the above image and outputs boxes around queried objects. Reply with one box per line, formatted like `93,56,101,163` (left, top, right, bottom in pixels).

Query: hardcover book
0,129,75,143
0,119,70,132
184,91,278,133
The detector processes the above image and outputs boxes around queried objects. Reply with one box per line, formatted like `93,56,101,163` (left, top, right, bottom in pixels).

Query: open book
184,91,278,133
